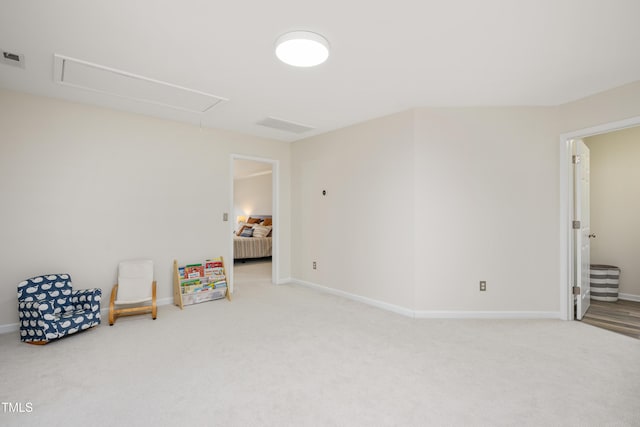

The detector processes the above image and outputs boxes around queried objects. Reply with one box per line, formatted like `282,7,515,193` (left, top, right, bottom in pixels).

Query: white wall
234,172,273,221
585,126,640,298
4,80,640,326
0,89,291,327
414,107,560,312
291,111,416,310
291,107,562,315
290,81,640,317
558,81,640,134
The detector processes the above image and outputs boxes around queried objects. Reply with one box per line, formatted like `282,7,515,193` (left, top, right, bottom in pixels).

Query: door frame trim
559,116,640,320
229,154,279,291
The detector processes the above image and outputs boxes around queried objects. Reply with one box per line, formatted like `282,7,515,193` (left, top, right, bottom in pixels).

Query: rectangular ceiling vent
53,54,227,113
1,50,25,68
257,116,315,134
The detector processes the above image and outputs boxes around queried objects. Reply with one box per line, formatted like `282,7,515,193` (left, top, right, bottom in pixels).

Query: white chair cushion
116,259,153,303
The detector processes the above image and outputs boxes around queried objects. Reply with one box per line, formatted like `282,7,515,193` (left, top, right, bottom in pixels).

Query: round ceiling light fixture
275,31,330,67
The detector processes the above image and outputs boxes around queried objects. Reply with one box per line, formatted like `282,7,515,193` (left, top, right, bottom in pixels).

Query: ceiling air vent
1,50,25,68
257,116,314,134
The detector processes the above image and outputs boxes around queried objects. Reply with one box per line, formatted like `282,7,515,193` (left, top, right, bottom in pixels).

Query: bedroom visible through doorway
231,156,277,293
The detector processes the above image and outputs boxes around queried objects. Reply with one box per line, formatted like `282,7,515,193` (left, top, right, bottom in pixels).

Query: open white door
573,139,591,320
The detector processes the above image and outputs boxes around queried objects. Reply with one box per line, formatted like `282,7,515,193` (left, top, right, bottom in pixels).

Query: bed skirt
234,236,272,259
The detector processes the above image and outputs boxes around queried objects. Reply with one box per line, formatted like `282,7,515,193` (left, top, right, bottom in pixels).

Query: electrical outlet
313,261,317,270
479,281,487,291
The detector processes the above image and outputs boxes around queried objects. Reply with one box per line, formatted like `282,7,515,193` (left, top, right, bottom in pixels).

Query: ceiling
1,1,640,142
234,159,272,180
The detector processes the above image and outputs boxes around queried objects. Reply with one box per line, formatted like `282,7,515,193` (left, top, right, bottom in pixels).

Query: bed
233,215,273,260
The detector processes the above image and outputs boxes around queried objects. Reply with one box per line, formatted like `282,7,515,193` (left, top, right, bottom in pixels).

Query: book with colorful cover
182,284,200,294
206,258,224,268
205,259,224,276
213,279,227,289
185,264,204,278
179,257,227,302
181,278,201,287
210,267,224,276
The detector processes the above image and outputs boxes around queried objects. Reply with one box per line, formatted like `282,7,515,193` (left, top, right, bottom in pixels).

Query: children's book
185,264,204,278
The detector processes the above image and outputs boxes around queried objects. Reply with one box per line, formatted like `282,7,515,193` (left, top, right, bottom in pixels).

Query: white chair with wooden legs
109,259,157,325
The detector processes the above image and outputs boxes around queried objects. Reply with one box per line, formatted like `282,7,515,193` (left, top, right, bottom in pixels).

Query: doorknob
588,234,596,238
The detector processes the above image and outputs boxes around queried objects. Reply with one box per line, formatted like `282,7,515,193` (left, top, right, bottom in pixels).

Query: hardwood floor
581,299,640,339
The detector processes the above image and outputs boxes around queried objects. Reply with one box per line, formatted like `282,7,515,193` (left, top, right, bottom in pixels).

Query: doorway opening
560,116,640,321
229,155,279,295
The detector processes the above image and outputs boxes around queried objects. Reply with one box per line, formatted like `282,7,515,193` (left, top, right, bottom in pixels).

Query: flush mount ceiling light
275,31,329,67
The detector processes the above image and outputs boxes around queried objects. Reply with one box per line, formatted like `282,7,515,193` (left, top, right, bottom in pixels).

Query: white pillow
252,225,272,238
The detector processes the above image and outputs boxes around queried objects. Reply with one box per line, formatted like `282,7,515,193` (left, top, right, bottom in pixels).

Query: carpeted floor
1,259,639,426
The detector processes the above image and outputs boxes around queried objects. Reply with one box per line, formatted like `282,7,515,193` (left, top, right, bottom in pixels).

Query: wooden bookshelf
173,257,231,309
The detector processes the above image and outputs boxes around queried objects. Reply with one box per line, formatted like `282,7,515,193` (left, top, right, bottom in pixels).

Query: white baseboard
0,297,177,336
291,278,561,320
157,296,174,306
99,296,174,317
2,283,569,333
0,322,19,335
413,310,560,319
619,293,640,302
291,278,415,317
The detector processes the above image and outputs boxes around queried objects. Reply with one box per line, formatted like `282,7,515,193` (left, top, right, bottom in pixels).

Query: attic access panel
54,54,227,113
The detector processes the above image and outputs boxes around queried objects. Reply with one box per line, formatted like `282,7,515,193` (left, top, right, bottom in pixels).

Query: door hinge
572,155,581,164
572,286,581,296
572,220,581,229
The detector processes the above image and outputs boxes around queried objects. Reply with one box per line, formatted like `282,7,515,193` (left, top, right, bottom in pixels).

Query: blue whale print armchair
17,274,102,344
